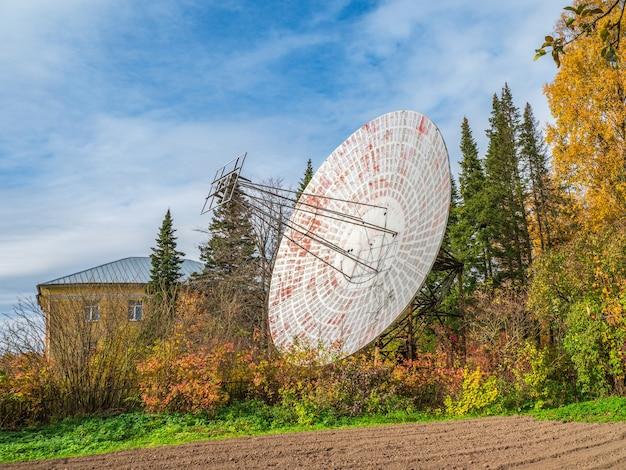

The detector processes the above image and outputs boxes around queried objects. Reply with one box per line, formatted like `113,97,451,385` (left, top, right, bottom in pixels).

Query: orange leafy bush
393,354,464,408
0,353,52,429
137,335,233,414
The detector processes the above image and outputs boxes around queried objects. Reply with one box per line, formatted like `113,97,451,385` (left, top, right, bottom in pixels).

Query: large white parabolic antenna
268,110,451,358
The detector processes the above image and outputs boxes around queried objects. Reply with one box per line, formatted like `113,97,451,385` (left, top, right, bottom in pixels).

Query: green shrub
528,220,626,397
505,342,576,410
563,299,625,398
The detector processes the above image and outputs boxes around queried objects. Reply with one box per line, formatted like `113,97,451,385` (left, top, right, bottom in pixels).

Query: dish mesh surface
269,110,450,357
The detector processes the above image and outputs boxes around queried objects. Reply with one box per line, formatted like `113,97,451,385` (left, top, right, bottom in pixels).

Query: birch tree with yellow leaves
542,1,626,229
530,1,626,396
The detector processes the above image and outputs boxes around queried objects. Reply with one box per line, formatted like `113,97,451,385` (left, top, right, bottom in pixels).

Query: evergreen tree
483,85,532,284
450,176,460,219
441,176,460,250
149,209,185,293
500,85,533,275
199,187,259,281
458,117,484,202
451,117,490,285
519,103,553,252
295,158,314,200
198,186,263,332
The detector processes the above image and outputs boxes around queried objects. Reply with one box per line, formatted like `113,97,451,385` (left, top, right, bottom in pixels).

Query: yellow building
37,257,202,355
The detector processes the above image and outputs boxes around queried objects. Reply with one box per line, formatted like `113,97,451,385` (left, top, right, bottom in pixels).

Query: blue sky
0,0,565,314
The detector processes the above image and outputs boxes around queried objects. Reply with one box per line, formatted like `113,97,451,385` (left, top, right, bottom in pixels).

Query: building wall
37,283,147,359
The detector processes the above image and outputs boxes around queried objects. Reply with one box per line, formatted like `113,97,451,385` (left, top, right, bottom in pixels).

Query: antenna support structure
201,152,398,282
375,248,464,361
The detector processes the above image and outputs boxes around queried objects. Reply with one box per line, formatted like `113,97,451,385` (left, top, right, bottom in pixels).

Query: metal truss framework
375,248,464,360
201,154,398,280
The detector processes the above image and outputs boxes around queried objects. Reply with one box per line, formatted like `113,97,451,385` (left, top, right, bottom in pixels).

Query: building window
84,303,100,322
128,300,143,321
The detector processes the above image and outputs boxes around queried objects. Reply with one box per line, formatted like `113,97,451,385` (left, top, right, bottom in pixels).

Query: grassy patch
531,397,626,423
0,402,443,463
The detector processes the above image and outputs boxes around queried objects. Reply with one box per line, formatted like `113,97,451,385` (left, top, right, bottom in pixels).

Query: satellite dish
268,110,451,358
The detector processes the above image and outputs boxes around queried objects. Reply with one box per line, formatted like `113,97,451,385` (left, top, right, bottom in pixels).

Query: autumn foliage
137,335,233,414
135,332,464,419
0,353,52,428
545,30,626,230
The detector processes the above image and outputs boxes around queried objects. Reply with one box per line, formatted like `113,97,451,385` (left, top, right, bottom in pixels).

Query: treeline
450,84,555,287
439,73,625,398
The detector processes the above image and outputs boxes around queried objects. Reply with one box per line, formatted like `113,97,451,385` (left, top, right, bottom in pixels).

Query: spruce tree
441,176,460,250
458,117,484,202
149,209,185,293
519,103,553,252
500,85,533,276
450,176,460,218
199,187,258,281
295,158,314,200
451,117,491,284
198,186,263,333
483,85,532,284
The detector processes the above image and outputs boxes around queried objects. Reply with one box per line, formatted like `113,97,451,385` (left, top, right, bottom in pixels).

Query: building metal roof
39,257,203,286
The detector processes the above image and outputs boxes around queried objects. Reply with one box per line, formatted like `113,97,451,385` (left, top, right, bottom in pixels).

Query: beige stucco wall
37,283,147,359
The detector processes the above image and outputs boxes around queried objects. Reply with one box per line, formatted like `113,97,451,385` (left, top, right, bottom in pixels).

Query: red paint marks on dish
281,285,293,300
417,116,427,135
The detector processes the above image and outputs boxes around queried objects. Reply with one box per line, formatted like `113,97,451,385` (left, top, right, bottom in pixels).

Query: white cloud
339,0,563,173
0,0,567,313
0,114,327,284
0,0,107,80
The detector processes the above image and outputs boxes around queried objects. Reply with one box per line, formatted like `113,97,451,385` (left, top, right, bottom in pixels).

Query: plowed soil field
5,416,626,469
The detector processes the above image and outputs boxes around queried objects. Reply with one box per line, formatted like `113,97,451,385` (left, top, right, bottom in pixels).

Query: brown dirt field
4,416,626,470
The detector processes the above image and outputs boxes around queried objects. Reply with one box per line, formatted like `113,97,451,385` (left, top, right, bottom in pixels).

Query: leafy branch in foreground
536,1,625,66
